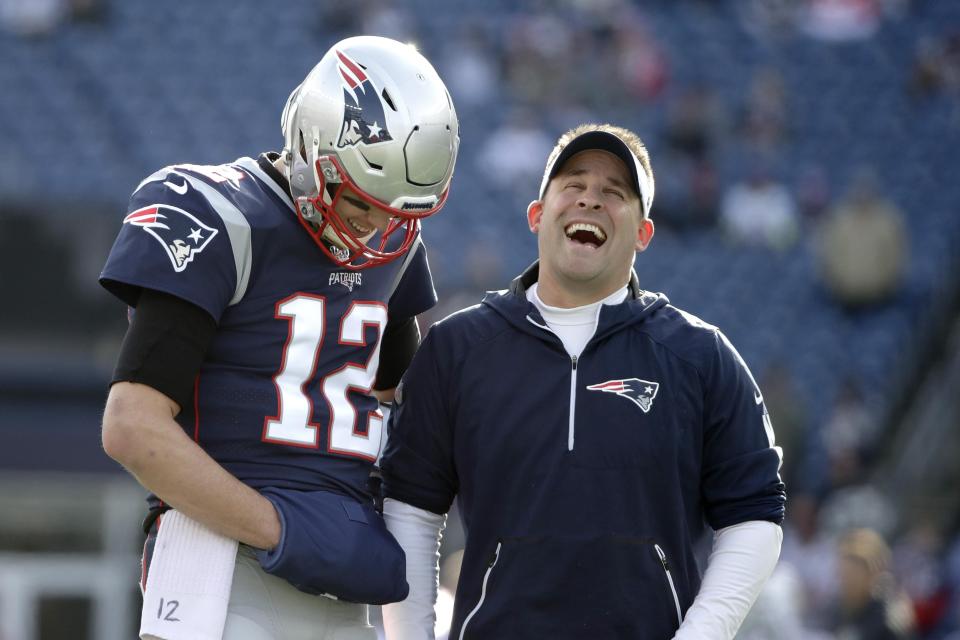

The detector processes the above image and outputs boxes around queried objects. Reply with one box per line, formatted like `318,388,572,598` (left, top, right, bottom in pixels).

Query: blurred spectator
423,238,508,328
826,528,916,639
759,361,808,491
318,0,420,43
611,9,669,103
739,67,791,155
815,169,907,310
795,164,832,224
735,0,798,43
313,0,364,37
439,24,497,110
820,484,898,543
735,561,809,640
665,83,726,163
657,83,725,230
556,1,669,108
909,32,960,101
780,494,839,627
822,378,877,488
800,0,882,42
720,166,799,249
69,0,106,24
361,0,419,41
476,109,554,199
0,0,69,36
686,161,721,230
500,10,575,107
654,156,720,232
893,522,953,636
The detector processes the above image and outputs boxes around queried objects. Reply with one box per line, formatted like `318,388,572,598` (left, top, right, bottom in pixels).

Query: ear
635,217,655,252
527,200,543,233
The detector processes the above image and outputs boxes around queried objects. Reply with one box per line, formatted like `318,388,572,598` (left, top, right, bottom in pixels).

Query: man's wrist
251,494,282,550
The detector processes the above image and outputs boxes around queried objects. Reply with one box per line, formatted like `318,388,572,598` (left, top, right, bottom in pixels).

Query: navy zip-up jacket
382,263,785,639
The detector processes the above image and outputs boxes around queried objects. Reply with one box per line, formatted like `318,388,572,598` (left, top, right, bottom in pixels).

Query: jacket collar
487,260,667,341
507,260,644,300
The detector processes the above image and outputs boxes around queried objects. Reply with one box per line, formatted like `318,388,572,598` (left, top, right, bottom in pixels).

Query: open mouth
347,218,376,237
565,222,607,248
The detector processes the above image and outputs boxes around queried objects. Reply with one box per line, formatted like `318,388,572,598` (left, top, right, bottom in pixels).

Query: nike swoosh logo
164,178,189,195
754,391,763,405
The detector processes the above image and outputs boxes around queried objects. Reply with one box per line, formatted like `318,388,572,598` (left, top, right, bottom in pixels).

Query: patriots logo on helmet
586,378,660,414
336,50,393,148
124,204,218,272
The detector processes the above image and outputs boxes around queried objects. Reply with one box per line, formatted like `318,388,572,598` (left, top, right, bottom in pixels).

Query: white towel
140,510,239,640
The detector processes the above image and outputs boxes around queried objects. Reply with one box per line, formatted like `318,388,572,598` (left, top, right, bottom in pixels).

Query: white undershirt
526,282,629,357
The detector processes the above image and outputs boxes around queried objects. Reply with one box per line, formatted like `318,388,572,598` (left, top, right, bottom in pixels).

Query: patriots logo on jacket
586,378,660,414
336,50,393,148
123,204,218,272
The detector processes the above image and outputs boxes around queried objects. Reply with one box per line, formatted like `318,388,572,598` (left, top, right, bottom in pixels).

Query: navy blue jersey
382,264,784,639
101,155,436,502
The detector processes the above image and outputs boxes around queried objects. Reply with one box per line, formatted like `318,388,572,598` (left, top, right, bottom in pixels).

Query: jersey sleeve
700,330,786,530
386,238,437,321
380,328,458,515
99,173,239,321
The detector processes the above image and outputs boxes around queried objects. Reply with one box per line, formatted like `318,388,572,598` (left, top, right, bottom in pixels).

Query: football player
100,36,458,640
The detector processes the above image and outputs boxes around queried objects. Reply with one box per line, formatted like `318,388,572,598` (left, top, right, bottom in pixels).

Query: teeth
348,219,374,235
565,223,606,242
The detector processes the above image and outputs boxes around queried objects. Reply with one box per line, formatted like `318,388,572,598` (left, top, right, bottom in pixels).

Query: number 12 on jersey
263,294,387,461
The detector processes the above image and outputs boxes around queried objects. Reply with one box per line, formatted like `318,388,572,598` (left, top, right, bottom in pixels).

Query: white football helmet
281,35,459,269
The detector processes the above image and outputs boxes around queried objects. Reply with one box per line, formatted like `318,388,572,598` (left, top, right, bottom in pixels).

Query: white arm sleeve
672,520,783,640
382,498,446,640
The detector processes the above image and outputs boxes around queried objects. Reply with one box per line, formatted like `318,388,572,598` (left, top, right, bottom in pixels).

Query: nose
576,189,603,210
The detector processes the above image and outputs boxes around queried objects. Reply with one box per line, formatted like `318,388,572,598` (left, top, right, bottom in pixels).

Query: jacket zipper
568,355,578,451
526,315,580,452
458,541,502,640
654,543,683,627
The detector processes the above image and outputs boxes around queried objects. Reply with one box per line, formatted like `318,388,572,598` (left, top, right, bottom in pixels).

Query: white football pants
222,546,377,640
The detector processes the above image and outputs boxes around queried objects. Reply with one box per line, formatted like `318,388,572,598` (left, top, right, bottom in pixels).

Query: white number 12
262,294,387,461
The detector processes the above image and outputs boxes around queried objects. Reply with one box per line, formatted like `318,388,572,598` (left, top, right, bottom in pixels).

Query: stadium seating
1,0,958,466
